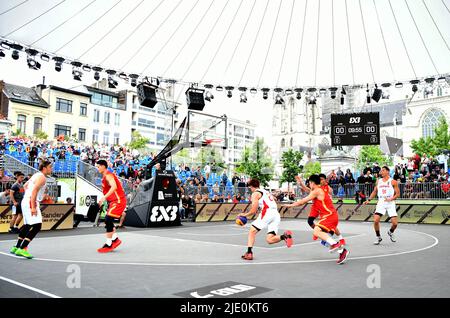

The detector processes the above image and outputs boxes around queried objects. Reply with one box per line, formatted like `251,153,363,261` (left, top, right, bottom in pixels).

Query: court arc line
0,229,438,267
0,275,61,298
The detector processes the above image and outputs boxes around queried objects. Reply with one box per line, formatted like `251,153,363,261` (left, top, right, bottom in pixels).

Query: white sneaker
373,237,382,245
387,230,396,242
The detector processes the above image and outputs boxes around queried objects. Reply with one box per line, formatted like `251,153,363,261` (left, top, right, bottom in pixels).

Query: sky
1,0,450,140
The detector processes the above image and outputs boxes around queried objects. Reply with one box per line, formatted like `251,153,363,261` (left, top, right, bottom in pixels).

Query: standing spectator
407,159,414,174
0,169,10,182
204,162,211,180
344,169,355,197
336,167,344,178
372,162,381,175
232,173,241,186
437,153,447,171
9,173,25,233
363,164,372,175
221,171,228,188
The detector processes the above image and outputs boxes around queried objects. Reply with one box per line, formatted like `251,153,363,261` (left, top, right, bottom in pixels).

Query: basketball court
0,219,447,298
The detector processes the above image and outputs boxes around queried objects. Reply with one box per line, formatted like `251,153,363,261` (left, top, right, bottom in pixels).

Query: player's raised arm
285,189,319,208
364,179,378,205
295,175,311,193
240,191,262,218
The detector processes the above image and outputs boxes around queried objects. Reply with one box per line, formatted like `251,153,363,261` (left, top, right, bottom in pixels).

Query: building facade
226,117,256,170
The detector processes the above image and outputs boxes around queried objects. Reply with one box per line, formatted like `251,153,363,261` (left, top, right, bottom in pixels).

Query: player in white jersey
10,160,53,259
364,166,400,245
238,178,293,260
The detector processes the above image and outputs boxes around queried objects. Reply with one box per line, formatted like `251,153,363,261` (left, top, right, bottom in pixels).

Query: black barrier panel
399,205,435,223
331,112,380,146
224,204,250,222
422,205,450,224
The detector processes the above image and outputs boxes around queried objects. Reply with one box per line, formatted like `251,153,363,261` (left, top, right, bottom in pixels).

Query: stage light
250,88,257,94
119,72,128,80
128,73,138,87
438,76,446,83
274,88,284,104
319,88,327,96
262,88,270,100
329,87,338,99
53,57,64,72
10,44,22,60
204,84,214,102
186,87,205,110
216,85,223,92
82,65,92,72
424,77,435,84
93,67,103,81
0,50,5,58
410,79,419,93
238,87,247,103
225,86,234,98
72,69,82,81
366,84,371,104
285,88,293,95
108,76,118,88
27,57,41,70
294,88,303,100
40,53,50,62
395,82,403,88
372,84,382,102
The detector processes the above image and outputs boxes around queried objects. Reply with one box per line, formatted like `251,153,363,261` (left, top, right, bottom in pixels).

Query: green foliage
357,145,392,171
410,116,450,157
302,161,321,178
279,149,303,185
235,138,274,187
195,147,226,169
128,131,150,150
34,130,48,140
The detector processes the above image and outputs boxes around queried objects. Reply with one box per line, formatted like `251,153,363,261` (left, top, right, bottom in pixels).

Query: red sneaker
111,238,122,250
329,242,342,253
97,244,114,253
337,248,349,265
339,239,346,246
241,252,253,260
283,231,293,248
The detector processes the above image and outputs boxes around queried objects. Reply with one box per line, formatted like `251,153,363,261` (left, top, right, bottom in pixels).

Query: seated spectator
0,169,10,182
0,188,11,204
66,197,73,204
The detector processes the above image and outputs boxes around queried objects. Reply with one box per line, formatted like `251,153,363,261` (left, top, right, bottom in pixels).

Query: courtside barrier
194,203,450,225
0,204,74,233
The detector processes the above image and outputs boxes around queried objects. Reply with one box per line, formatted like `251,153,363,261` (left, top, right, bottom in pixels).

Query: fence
1,180,60,202
180,182,450,202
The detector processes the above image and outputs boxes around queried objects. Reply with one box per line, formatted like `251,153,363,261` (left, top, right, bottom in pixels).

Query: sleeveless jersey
311,187,337,219
102,171,126,203
255,188,278,218
23,172,47,202
377,178,395,200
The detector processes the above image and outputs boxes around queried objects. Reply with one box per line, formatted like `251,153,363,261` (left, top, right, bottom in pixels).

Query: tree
410,116,450,157
357,145,393,171
302,161,321,178
235,138,274,187
128,131,150,150
34,130,48,140
195,147,226,170
279,149,303,191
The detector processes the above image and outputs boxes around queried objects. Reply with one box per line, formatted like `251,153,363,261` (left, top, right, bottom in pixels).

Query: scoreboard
331,112,380,146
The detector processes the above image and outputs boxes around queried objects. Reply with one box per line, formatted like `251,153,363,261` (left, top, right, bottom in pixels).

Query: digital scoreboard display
331,112,380,146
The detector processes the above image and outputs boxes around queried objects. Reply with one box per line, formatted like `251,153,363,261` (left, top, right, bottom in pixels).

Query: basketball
236,216,247,226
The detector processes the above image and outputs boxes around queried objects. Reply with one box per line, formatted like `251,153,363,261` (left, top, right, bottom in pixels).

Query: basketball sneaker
339,238,346,246
10,246,18,254
111,238,122,250
15,248,33,259
283,231,293,248
374,237,382,245
329,242,342,253
97,244,114,253
387,230,396,242
241,252,253,260
337,248,349,265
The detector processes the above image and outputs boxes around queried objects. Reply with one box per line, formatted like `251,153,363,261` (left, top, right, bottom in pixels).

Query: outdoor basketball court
0,219,447,298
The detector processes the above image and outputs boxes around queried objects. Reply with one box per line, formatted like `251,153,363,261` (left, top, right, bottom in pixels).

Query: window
437,86,443,97
422,109,445,138
137,118,155,129
281,138,285,148
78,128,86,142
80,103,87,116
93,109,100,122
90,92,123,109
103,131,110,145
114,113,120,126
56,98,73,113
114,133,120,145
17,115,26,134
54,124,71,137
157,133,166,146
290,137,294,147
104,111,110,124
33,117,42,134
92,129,99,143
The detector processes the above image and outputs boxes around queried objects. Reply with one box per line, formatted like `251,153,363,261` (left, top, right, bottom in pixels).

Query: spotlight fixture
92,66,103,81
285,88,293,95
40,53,50,62
371,84,382,102
262,88,270,100
319,88,327,96
381,83,391,88
204,84,214,102
424,77,435,84
274,88,284,104
225,86,234,98
329,87,338,99
438,76,446,83
119,72,128,81
250,87,257,94
307,88,317,104
71,61,83,81
53,57,65,72
341,86,347,95
27,57,41,70
0,50,5,58
366,84,371,104
238,87,247,103
294,88,303,100
410,79,420,93
0,41,10,49
82,65,92,72
216,85,224,92
10,44,23,60
129,73,139,87
106,70,118,88
395,82,403,88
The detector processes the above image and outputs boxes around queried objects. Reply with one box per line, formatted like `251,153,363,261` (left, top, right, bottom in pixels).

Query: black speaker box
186,88,205,111
137,83,158,108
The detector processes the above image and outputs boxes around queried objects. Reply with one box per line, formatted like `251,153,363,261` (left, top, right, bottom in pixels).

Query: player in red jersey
295,174,346,247
96,160,126,253
287,174,349,265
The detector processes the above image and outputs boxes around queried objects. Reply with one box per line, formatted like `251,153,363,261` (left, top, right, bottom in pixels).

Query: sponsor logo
349,117,361,124
158,191,164,200
175,281,271,298
150,205,178,222
80,195,97,207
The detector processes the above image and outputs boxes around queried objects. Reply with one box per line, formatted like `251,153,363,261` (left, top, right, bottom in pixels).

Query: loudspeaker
137,83,158,108
372,88,382,103
186,88,205,111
